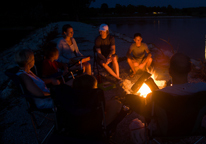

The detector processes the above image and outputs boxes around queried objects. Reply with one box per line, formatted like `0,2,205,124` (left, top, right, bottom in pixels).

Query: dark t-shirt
95,35,115,58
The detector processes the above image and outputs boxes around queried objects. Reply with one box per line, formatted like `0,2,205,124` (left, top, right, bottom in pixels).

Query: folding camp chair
93,46,100,76
5,66,56,144
145,91,206,144
49,84,107,139
48,84,126,143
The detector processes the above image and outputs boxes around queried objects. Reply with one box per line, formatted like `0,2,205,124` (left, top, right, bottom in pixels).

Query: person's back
128,53,206,144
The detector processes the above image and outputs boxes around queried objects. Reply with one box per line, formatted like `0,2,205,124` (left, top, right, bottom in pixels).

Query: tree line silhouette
92,3,206,17
0,1,205,27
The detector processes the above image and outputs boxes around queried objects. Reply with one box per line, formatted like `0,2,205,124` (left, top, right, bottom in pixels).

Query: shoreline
0,21,205,144
90,15,194,20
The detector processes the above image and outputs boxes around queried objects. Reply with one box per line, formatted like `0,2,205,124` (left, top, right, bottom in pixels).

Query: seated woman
73,74,126,126
15,49,59,109
57,24,91,75
42,42,68,79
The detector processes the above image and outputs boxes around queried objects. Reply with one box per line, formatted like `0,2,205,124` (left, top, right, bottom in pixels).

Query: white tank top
16,69,50,93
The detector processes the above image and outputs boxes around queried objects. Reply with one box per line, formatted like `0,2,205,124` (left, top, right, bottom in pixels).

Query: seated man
95,24,121,80
42,42,68,79
128,53,206,143
126,33,152,77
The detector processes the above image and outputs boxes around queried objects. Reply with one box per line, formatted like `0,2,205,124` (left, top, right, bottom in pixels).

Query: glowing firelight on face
137,83,152,98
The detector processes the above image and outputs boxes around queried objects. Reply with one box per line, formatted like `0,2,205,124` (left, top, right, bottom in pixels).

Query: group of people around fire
14,23,206,143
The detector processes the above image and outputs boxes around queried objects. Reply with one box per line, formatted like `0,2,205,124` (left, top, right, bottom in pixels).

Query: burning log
131,71,151,93
131,71,159,98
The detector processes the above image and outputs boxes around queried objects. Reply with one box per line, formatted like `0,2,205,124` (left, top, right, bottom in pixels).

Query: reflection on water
95,18,206,60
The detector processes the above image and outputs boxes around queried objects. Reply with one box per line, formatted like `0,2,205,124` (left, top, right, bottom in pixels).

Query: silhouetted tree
137,5,147,14
101,3,109,14
167,5,174,15
126,4,136,14
115,4,123,15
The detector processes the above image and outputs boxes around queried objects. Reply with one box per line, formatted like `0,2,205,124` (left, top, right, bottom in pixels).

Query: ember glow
137,83,151,98
122,71,166,98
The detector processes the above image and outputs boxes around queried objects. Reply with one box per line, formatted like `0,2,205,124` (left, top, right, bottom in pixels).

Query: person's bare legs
127,57,139,74
146,57,152,69
139,57,153,71
82,62,91,75
100,60,121,80
112,55,120,77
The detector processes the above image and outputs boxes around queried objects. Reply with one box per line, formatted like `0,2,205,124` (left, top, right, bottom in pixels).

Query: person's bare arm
107,45,116,58
96,48,107,62
42,78,60,85
126,46,134,60
19,74,50,97
145,48,152,59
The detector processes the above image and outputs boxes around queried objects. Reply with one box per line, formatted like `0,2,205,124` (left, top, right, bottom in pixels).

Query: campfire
122,71,166,98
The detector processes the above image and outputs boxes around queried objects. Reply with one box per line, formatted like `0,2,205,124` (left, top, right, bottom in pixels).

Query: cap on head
99,24,109,32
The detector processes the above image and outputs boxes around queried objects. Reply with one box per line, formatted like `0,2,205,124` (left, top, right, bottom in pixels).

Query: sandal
129,72,136,78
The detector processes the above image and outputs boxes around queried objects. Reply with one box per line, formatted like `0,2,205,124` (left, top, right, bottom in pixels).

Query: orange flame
137,83,152,98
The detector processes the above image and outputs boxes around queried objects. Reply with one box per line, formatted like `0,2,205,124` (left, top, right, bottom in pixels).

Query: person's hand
63,68,69,76
105,57,112,65
51,78,60,85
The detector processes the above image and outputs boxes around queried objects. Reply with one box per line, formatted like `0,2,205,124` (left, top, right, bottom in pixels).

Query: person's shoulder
57,37,65,44
71,37,76,42
19,72,31,81
43,59,52,65
130,43,136,48
108,34,115,40
108,34,114,38
142,42,148,47
191,82,206,87
95,35,102,41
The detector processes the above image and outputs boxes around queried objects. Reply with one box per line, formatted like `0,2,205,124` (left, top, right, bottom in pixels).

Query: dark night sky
90,0,206,8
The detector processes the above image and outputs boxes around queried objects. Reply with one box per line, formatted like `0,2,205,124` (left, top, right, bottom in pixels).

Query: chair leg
31,113,39,128
153,138,161,144
30,115,40,144
194,136,205,144
41,125,55,144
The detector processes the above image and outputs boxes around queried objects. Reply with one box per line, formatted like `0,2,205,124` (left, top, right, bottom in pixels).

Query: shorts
133,56,146,64
97,54,118,65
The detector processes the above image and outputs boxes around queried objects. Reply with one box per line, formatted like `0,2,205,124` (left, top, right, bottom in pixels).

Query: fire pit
122,70,166,98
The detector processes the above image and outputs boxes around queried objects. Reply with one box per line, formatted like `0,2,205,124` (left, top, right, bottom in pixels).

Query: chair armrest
23,94,51,99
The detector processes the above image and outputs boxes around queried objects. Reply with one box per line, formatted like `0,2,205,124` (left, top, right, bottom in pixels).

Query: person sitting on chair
73,74,128,127
95,24,121,80
57,24,91,75
42,42,68,79
126,33,152,78
15,49,59,109
128,53,206,143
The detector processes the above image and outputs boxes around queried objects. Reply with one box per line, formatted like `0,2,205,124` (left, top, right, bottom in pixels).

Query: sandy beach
0,21,205,144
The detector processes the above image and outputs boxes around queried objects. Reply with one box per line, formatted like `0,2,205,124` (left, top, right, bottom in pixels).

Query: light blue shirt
57,37,82,63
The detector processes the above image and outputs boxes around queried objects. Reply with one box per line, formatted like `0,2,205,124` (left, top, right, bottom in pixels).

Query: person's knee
127,57,132,63
100,60,106,67
84,62,91,68
149,57,153,63
112,55,118,61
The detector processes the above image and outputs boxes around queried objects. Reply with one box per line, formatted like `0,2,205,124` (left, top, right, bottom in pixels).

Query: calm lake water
92,17,206,60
